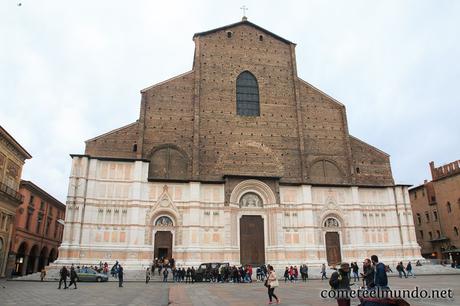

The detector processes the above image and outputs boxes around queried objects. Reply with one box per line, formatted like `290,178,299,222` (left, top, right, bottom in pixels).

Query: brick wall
82,20,394,187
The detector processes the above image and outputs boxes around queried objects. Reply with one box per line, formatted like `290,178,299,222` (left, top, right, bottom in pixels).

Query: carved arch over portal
144,187,181,245
323,217,340,228
154,215,174,227
239,192,263,208
319,211,345,229
230,179,277,206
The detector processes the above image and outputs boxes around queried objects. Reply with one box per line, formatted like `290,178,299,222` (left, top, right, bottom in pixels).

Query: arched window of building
416,213,421,225
454,227,459,237
236,71,259,116
447,201,452,213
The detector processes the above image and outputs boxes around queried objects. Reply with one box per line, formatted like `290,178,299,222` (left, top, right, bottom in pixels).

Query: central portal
325,232,342,266
154,231,172,260
240,215,265,266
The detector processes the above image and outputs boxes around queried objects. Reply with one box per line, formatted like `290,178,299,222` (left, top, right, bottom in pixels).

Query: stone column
21,255,28,276
33,256,39,273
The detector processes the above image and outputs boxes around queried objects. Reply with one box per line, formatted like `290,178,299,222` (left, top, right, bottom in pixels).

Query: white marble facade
56,156,422,269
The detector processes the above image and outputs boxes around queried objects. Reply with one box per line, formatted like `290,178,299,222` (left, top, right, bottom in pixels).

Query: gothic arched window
236,71,260,116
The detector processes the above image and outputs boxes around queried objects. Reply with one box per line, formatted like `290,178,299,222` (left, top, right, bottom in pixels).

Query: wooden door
325,232,342,266
240,215,265,266
154,231,173,260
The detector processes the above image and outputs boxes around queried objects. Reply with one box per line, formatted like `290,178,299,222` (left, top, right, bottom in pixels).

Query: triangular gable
193,19,295,45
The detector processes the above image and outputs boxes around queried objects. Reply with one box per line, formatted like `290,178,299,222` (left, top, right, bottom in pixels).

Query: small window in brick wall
133,143,137,152
227,31,232,38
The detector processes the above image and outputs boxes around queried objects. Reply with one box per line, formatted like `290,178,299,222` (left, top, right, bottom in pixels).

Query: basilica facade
57,19,421,268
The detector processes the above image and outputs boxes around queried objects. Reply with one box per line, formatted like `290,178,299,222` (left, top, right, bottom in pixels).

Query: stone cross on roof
240,5,248,21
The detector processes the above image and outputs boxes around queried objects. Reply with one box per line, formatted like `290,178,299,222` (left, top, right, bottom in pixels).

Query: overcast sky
1,0,459,202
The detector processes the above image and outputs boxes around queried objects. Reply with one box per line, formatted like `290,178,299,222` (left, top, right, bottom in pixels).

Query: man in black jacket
58,266,69,289
68,266,78,289
329,263,351,306
361,258,375,289
118,265,124,287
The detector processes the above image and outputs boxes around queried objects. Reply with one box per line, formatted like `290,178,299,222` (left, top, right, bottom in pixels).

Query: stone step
11,264,460,282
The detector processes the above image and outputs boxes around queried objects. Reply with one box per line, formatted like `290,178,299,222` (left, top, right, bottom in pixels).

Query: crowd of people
52,254,428,305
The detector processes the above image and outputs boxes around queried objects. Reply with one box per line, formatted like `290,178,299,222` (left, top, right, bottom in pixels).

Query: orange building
9,180,65,276
409,160,460,262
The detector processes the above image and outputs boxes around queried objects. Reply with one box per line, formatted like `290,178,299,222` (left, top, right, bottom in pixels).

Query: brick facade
9,180,66,276
84,20,394,189
409,160,460,262
57,20,420,269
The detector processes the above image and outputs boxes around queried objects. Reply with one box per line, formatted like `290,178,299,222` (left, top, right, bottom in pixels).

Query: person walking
396,262,407,278
329,263,351,306
371,255,388,288
118,264,124,287
361,258,375,289
321,263,327,280
69,266,78,289
40,268,46,282
163,267,169,282
58,266,69,289
300,265,306,282
283,267,289,282
406,261,415,278
145,267,151,283
352,262,359,282
265,265,280,304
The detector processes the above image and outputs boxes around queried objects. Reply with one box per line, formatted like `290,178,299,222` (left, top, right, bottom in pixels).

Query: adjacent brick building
57,18,421,269
409,160,460,262
9,180,65,276
0,126,31,277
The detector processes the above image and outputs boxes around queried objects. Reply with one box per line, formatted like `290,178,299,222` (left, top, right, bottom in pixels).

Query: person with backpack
329,262,351,306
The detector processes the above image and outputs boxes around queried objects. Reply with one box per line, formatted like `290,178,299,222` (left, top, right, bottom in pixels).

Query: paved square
0,275,458,306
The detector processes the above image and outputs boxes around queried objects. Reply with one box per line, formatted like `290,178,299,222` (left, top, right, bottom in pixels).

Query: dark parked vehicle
195,262,229,282
76,268,109,282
